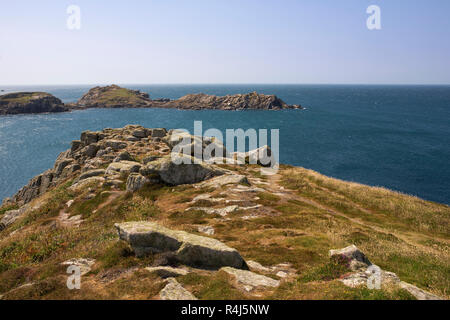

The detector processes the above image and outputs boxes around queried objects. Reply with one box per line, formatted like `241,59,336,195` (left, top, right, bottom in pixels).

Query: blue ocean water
0,85,449,204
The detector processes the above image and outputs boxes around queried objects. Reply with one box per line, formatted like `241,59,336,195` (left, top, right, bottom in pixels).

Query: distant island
0,85,302,116
0,92,68,115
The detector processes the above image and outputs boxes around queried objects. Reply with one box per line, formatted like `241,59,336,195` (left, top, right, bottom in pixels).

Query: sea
0,84,449,204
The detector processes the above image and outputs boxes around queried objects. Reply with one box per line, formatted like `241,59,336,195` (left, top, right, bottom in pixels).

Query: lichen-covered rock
0,206,28,231
12,170,55,205
132,128,149,139
100,139,128,151
81,131,101,146
197,174,249,189
186,205,239,217
75,169,106,182
163,130,228,160
197,225,215,235
150,128,167,138
399,281,443,300
61,258,96,276
159,278,197,300
69,177,105,191
329,245,371,271
140,155,226,185
126,173,150,192
80,144,100,158
332,245,443,300
106,161,142,176
115,221,247,269
114,151,134,162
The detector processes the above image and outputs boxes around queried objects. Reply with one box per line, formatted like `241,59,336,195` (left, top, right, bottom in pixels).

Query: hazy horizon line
2,83,450,87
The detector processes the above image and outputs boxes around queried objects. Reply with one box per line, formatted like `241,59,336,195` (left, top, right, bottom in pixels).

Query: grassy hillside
0,128,448,300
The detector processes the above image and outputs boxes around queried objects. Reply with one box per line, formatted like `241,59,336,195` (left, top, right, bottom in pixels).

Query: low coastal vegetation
0,125,448,300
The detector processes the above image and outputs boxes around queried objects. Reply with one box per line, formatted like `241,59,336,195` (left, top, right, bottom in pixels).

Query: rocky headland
151,92,302,110
1,85,302,115
0,125,448,300
0,92,67,115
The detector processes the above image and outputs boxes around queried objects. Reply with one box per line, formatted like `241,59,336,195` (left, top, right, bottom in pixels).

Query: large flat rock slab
115,221,247,269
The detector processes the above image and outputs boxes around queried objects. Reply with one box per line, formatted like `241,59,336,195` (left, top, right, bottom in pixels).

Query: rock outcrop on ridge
0,92,67,115
0,124,448,300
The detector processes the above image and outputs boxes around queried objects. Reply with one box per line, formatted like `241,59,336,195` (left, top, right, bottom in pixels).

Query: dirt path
262,172,447,255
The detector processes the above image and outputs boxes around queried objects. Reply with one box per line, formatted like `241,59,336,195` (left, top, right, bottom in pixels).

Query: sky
1,0,449,85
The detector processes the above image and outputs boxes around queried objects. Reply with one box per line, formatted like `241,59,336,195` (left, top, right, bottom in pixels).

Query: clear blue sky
1,0,449,85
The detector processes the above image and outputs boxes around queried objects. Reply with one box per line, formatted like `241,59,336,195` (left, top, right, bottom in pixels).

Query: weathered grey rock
399,281,443,300
101,139,128,150
142,155,159,164
164,130,228,160
0,206,28,231
12,170,55,205
80,131,99,146
126,173,150,192
125,135,140,142
104,179,123,188
115,221,247,269
159,278,197,300
246,260,272,273
332,246,443,300
69,177,105,191
80,144,100,158
145,266,189,278
221,267,280,291
75,169,106,182
251,145,275,167
60,163,81,178
329,245,371,270
61,258,96,276
340,268,400,288
186,205,239,217
197,174,249,189
132,128,149,138
71,140,82,152
236,145,275,167
150,128,167,138
231,185,265,193
197,225,215,235
54,159,74,175
114,151,134,162
140,155,226,185
106,161,142,176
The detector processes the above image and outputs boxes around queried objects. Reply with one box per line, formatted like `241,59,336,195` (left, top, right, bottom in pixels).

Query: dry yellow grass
0,164,448,299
